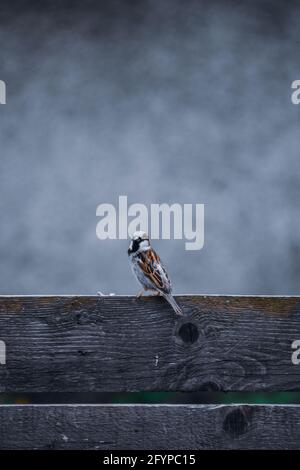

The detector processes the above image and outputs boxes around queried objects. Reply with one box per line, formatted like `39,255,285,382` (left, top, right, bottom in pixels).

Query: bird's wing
137,248,171,293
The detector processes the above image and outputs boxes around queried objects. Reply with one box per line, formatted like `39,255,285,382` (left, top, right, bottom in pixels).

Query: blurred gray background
1,0,300,296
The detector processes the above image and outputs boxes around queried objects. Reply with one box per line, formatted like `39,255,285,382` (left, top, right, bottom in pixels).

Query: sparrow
128,231,183,316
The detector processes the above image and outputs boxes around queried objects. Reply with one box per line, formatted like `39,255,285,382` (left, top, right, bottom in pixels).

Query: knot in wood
223,407,250,439
177,322,199,344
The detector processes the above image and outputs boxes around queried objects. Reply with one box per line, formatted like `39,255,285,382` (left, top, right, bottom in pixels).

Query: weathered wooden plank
0,404,299,449
0,295,300,392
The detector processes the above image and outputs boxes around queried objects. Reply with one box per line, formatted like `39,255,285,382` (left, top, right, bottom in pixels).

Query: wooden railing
0,295,299,449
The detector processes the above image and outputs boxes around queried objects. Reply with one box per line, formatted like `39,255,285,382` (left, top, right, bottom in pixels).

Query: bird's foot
135,289,145,299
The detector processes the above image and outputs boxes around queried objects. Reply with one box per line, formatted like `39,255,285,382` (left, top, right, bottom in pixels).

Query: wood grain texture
0,295,300,392
0,404,300,449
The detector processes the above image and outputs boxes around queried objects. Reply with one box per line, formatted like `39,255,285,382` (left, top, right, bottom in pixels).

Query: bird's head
128,231,150,255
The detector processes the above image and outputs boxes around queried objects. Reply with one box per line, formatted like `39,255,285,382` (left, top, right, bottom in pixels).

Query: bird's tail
162,293,183,316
